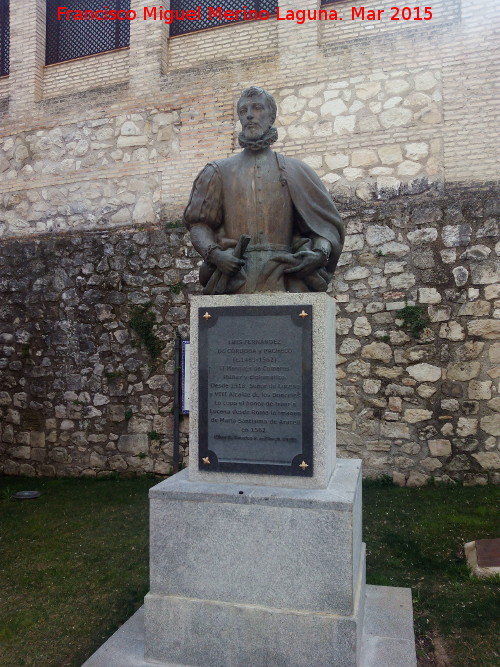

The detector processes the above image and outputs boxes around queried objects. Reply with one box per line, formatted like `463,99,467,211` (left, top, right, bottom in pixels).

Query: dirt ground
417,633,453,667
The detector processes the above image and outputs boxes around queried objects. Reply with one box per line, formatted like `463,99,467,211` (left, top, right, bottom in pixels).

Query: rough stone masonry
0,0,499,484
1,185,498,485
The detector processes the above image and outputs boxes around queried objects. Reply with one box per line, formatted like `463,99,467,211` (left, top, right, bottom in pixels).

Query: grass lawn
0,474,498,667
363,480,499,667
0,475,158,667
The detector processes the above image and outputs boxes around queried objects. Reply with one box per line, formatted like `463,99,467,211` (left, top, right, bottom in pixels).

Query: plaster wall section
8,0,46,113
129,1,165,96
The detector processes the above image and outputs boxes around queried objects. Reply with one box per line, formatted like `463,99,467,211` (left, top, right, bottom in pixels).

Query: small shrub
396,304,429,339
104,370,122,380
169,281,184,294
165,220,183,230
363,474,395,488
129,303,164,360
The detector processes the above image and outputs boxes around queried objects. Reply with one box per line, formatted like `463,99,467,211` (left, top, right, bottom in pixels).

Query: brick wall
43,49,130,99
0,76,9,101
167,20,279,70
0,0,498,235
320,0,460,45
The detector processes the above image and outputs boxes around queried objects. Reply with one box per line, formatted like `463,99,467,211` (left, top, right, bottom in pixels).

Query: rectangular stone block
149,460,362,616
145,582,365,667
83,582,419,667
146,460,365,667
189,292,337,489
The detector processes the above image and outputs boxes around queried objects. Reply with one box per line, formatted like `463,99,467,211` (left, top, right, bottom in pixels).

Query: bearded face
238,93,274,141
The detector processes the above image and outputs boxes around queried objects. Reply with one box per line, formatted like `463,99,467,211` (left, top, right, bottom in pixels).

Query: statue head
237,86,277,140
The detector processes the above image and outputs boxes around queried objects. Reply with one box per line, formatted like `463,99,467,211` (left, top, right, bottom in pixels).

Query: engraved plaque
198,306,312,476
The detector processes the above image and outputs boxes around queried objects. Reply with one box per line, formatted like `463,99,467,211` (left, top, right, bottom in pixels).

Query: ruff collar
238,126,278,151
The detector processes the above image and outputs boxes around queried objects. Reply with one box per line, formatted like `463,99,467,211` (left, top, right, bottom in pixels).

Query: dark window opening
170,0,278,37
0,0,9,76
45,0,131,65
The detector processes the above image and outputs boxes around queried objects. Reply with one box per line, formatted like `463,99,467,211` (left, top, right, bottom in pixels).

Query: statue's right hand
211,248,245,276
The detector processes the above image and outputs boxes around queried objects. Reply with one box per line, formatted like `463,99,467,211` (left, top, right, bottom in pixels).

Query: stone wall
333,186,499,485
0,224,196,478
0,0,498,482
1,186,498,484
0,108,177,235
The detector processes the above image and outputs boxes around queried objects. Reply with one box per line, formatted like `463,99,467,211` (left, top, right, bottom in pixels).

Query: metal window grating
45,0,131,65
0,0,9,76
170,0,278,37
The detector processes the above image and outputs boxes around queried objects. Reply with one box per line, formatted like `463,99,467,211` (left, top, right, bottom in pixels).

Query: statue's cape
183,149,345,282
275,153,345,274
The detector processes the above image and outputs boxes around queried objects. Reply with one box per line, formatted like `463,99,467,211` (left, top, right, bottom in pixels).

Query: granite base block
82,461,416,667
360,586,417,667
82,585,416,667
145,577,364,667
148,461,362,616
144,461,364,666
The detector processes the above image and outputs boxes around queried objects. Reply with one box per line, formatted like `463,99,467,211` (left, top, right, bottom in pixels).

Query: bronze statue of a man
184,86,344,294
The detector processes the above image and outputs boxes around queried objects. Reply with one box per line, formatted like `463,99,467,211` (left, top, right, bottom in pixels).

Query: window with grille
0,0,9,76
169,0,278,37
45,0,131,65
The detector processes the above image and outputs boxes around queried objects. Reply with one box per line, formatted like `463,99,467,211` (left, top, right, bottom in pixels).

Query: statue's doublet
184,147,345,293
184,149,293,250
217,150,293,248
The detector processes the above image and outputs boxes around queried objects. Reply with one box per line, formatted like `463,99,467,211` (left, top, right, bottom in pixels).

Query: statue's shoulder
275,152,318,179
213,153,242,167
207,153,243,177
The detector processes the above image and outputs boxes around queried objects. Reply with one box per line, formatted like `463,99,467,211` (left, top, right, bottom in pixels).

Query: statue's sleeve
183,163,223,231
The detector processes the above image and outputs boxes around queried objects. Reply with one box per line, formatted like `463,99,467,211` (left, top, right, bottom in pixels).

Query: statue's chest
219,153,293,241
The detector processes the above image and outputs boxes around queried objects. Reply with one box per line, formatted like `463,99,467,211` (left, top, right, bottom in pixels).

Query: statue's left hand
282,250,326,277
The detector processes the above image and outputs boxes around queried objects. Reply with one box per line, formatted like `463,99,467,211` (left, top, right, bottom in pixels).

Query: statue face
238,94,273,140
